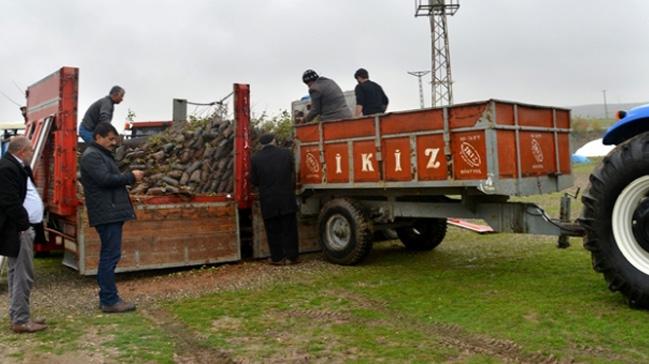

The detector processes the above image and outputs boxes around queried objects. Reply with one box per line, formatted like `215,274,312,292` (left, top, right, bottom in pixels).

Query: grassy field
1,159,648,363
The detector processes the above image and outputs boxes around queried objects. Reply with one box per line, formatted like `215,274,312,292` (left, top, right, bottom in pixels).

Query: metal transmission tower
415,0,459,107
407,70,430,108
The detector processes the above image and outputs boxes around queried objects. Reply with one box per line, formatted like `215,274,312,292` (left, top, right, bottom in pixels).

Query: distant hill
569,102,648,119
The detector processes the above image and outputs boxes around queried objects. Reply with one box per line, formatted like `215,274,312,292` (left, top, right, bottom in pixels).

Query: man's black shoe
267,258,285,266
100,300,136,313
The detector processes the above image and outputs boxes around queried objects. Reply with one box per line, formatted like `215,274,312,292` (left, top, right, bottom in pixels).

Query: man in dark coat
0,136,47,333
300,69,352,123
78,86,125,143
251,133,300,265
354,68,389,117
79,122,143,313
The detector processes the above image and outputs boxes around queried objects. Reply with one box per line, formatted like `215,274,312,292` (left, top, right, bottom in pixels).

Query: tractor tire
581,131,649,308
318,198,373,265
396,218,447,251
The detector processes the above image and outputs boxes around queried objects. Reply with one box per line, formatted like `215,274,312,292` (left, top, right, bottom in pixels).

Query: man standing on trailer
78,86,125,143
251,133,300,265
0,136,47,333
353,68,389,117
299,69,352,123
79,122,143,313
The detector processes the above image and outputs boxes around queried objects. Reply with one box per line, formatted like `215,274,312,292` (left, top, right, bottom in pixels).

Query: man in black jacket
251,134,299,265
0,136,47,333
354,68,389,117
79,122,143,313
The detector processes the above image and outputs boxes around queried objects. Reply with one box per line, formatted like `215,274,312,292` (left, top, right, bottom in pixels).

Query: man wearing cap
300,69,352,123
78,86,125,144
251,133,300,265
353,68,389,117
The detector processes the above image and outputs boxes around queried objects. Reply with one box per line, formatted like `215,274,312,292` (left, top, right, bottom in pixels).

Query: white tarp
574,138,615,157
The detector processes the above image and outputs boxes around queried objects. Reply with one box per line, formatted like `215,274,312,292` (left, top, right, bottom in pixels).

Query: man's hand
132,170,144,182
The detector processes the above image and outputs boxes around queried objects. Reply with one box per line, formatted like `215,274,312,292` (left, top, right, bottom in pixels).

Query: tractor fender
603,103,649,145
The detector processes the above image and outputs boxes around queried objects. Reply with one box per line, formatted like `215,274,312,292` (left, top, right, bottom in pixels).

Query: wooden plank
75,201,240,275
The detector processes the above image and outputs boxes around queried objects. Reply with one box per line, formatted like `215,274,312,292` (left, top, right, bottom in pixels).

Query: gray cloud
1,0,647,130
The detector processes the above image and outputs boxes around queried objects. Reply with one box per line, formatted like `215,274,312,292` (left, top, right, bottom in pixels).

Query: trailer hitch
557,187,582,249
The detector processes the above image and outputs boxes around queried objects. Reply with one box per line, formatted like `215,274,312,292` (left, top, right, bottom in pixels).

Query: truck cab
0,122,25,156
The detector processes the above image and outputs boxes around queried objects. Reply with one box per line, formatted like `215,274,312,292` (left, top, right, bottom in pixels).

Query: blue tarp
571,154,591,164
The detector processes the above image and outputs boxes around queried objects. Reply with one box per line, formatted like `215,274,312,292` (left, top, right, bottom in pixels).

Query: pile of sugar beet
115,115,269,196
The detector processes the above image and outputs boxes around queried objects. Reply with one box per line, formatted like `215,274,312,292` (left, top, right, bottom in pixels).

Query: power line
0,89,21,107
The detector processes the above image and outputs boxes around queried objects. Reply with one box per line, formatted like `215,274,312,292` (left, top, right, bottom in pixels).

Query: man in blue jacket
79,122,143,313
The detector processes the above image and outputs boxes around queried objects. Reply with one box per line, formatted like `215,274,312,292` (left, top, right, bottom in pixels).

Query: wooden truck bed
64,196,241,275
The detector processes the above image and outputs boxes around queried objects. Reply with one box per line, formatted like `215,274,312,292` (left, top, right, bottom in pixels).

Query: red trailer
294,101,583,264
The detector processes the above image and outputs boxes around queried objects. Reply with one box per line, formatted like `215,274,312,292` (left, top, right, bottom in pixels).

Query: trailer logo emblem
531,139,544,163
460,142,481,168
305,152,320,173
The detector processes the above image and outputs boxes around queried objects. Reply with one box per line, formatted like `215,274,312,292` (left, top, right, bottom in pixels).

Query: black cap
259,133,275,145
302,69,319,84
354,68,368,79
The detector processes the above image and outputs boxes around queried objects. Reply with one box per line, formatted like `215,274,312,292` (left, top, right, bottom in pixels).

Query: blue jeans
95,222,124,306
78,125,94,144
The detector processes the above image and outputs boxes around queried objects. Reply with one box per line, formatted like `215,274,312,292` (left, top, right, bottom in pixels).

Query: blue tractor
581,103,649,308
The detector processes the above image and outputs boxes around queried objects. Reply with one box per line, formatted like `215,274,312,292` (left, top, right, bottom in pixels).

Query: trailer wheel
396,218,447,251
318,198,373,265
581,132,649,308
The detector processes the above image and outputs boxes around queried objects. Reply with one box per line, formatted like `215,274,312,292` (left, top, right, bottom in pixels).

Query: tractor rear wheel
396,218,447,251
581,131,649,308
318,198,373,265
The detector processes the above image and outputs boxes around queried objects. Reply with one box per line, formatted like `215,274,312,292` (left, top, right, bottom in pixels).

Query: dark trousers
264,213,299,262
95,222,124,306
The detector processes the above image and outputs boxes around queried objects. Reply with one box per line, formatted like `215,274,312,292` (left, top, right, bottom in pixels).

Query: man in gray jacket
300,69,352,123
79,122,143,313
78,86,125,143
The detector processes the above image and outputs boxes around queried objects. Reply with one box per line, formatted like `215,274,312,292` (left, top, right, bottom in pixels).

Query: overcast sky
1,0,648,130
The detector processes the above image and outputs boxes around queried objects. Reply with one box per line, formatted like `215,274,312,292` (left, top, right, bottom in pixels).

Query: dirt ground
0,255,343,363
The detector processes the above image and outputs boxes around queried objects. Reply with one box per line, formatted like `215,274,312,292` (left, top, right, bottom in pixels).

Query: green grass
166,231,649,363
0,309,175,363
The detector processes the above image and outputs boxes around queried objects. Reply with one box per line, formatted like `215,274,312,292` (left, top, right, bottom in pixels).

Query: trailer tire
396,218,447,251
581,131,649,308
318,198,373,265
